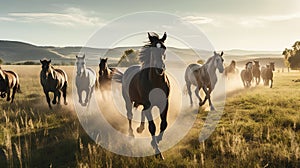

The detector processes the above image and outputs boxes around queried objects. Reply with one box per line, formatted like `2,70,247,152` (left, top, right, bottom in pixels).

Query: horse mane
139,46,164,68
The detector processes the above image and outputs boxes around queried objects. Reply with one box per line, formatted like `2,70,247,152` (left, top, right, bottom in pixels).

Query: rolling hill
0,40,283,67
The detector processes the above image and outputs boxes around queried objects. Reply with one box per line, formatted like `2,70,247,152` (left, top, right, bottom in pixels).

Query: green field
0,65,299,167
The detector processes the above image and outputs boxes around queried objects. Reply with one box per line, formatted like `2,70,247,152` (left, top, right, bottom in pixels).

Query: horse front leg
194,86,202,105
125,98,134,137
156,100,168,144
6,88,11,102
52,90,57,105
84,88,90,106
201,86,215,111
136,110,145,134
77,89,83,105
44,90,52,109
10,86,18,103
145,108,164,160
270,79,273,88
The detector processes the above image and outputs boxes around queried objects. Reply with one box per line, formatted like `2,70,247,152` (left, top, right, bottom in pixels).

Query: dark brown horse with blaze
114,32,169,159
0,66,20,103
40,59,68,109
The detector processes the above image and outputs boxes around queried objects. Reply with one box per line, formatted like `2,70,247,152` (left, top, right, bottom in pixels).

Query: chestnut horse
0,66,20,103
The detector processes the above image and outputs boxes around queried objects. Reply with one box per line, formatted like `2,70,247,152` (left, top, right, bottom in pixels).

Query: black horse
0,66,20,103
114,32,169,159
40,59,68,109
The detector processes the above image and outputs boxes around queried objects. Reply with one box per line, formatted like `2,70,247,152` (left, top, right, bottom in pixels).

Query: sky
0,0,300,50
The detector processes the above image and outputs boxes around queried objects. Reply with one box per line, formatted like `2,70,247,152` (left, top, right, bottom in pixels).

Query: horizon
0,39,284,52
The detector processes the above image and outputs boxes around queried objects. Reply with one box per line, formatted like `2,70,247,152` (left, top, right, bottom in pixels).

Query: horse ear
148,32,154,43
221,51,224,56
214,51,217,55
48,59,51,63
76,55,78,58
160,32,167,42
83,54,85,59
105,57,108,61
40,60,42,63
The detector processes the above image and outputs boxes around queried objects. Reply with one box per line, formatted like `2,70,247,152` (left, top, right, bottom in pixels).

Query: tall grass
0,66,299,167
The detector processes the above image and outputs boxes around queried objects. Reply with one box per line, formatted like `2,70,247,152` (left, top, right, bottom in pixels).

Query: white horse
184,51,224,111
75,54,96,106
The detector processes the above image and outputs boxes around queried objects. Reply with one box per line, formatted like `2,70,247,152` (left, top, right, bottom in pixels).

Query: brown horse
98,58,116,90
224,60,238,80
40,59,68,109
261,62,275,88
252,60,261,85
241,62,253,88
0,66,20,103
114,32,169,159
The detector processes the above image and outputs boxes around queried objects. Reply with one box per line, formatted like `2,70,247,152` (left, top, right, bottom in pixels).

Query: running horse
224,60,238,80
75,54,96,106
40,59,68,109
0,66,20,103
261,62,275,88
241,62,253,88
252,60,261,85
98,57,116,90
114,32,169,159
184,51,224,110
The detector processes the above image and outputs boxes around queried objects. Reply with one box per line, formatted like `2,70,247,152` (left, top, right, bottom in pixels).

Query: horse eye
156,43,161,48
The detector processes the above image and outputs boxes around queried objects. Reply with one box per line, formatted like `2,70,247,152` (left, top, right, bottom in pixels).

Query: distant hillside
0,40,284,66
0,41,71,63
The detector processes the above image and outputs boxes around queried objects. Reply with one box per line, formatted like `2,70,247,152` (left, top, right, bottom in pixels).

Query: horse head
270,62,275,71
245,61,253,71
141,32,167,75
76,54,86,76
40,59,52,79
213,51,224,73
99,57,108,76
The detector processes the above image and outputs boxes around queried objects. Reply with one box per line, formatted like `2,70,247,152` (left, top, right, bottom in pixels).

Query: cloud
2,7,104,27
181,15,213,25
259,13,300,22
0,17,15,22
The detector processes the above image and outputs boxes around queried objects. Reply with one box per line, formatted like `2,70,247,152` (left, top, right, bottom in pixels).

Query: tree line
283,41,300,70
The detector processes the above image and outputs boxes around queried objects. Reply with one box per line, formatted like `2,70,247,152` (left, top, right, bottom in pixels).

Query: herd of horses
0,32,276,159
225,59,275,88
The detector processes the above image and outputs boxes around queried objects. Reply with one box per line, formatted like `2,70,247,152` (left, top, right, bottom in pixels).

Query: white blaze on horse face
156,43,161,48
76,59,86,75
215,56,224,73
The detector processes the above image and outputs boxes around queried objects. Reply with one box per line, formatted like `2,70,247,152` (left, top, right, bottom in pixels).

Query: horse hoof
129,132,134,137
136,126,144,133
64,102,68,105
52,101,56,104
155,153,164,160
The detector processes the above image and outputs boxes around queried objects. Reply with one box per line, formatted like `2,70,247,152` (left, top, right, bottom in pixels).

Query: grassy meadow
0,65,299,167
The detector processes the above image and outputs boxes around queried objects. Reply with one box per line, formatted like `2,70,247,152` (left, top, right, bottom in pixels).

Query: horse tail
112,68,123,83
94,79,99,90
17,84,22,93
